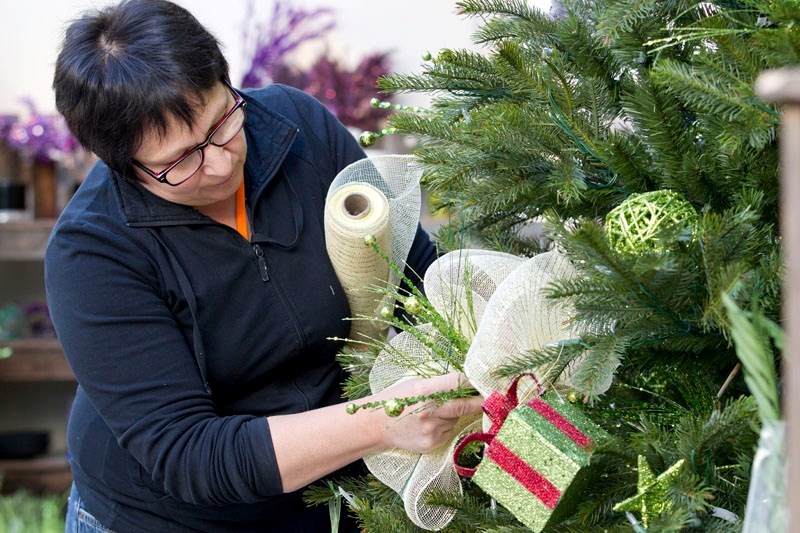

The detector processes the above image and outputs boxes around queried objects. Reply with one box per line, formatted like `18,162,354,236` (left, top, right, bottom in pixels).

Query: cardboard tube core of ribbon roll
324,182,392,347
343,192,372,219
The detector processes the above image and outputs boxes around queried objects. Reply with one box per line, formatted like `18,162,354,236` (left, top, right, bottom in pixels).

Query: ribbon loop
453,373,543,477
483,372,542,432
481,391,515,432
453,432,493,477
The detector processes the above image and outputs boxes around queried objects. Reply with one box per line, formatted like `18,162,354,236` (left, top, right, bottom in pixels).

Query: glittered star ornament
613,456,685,528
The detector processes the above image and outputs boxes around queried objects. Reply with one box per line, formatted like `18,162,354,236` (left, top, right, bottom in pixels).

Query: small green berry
364,234,377,247
359,131,376,148
404,296,422,315
422,51,432,61
383,399,405,417
346,402,359,415
566,392,579,403
380,306,393,318
370,97,381,107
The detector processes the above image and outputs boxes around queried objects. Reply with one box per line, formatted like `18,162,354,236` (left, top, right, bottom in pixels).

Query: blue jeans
65,483,115,533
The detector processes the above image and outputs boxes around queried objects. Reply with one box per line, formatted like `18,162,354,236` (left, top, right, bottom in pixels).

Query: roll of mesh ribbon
324,181,391,347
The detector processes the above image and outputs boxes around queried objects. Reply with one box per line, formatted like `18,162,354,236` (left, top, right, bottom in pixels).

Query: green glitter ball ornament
359,131,377,148
404,296,422,315
605,190,698,256
383,399,405,417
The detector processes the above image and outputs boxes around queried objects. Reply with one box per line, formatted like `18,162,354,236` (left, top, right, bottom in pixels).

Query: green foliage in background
0,490,67,533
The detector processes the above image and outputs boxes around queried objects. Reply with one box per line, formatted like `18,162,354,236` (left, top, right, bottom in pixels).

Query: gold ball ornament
566,391,580,403
605,190,698,256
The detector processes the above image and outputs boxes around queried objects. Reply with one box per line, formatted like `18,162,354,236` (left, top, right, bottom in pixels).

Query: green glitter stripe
538,392,610,444
494,414,584,490
473,456,556,532
509,406,591,462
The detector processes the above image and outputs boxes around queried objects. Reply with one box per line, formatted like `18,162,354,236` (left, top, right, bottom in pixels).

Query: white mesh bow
464,249,581,400
364,251,522,530
364,248,582,530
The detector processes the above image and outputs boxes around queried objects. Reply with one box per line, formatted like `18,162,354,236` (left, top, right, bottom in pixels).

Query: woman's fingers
432,394,484,420
377,371,485,453
420,371,471,392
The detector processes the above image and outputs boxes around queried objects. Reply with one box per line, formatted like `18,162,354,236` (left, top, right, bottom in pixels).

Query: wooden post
757,68,800,532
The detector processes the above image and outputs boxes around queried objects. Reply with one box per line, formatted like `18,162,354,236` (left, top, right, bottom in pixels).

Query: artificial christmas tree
305,0,798,530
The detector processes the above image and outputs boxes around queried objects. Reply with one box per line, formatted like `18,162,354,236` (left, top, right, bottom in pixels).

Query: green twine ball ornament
605,190,698,256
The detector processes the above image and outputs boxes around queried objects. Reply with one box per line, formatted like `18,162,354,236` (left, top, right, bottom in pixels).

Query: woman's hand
269,371,483,492
374,372,484,453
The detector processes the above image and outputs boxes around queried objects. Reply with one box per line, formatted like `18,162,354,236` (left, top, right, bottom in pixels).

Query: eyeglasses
133,82,247,186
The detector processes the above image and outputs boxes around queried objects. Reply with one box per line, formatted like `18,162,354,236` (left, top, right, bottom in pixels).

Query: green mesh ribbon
605,190,698,255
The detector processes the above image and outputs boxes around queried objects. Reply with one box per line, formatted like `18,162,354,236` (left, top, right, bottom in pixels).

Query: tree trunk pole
757,68,800,532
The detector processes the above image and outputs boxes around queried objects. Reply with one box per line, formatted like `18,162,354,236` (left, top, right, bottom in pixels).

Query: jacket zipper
247,203,310,409
253,244,269,281
252,241,309,351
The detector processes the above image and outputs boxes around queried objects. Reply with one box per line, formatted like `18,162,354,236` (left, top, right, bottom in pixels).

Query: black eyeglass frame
132,81,247,186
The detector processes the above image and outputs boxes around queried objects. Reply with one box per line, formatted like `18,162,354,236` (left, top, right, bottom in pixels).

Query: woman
47,1,482,531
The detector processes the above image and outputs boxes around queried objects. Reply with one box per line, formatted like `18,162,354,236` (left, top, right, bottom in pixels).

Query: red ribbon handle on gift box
453,372,541,477
452,373,593,510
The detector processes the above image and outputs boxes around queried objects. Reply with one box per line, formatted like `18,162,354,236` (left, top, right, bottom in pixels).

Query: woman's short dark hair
53,0,230,175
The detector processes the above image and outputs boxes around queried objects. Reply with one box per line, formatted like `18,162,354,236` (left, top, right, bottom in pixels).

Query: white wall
0,0,551,116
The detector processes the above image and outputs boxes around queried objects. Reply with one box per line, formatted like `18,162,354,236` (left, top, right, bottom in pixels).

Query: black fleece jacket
45,84,437,532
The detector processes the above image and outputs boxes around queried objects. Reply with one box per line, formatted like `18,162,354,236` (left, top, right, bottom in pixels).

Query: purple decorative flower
241,0,336,89
240,0,393,131
299,53,393,131
4,100,80,164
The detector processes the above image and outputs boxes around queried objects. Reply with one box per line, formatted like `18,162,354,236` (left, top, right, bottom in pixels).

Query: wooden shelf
0,218,73,495
0,454,71,494
0,219,56,261
0,339,74,382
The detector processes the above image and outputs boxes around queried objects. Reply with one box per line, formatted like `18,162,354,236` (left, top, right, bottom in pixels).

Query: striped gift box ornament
454,374,609,532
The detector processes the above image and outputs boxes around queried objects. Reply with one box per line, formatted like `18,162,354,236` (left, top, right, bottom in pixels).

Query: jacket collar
118,89,298,227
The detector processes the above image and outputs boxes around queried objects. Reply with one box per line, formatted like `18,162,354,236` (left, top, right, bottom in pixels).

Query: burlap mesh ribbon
464,250,580,402
324,155,423,348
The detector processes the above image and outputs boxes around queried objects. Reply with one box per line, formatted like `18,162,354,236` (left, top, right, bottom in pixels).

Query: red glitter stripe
487,441,561,509
528,398,591,448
